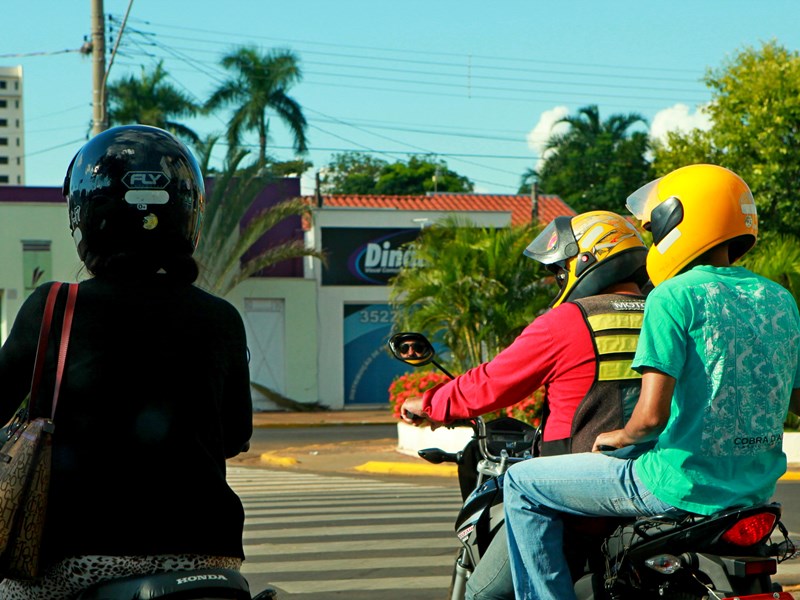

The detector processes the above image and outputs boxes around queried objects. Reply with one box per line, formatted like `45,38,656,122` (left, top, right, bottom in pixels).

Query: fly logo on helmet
122,171,172,208
123,171,170,189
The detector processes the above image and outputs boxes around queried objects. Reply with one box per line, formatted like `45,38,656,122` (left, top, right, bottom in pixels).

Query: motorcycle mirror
388,332,436,366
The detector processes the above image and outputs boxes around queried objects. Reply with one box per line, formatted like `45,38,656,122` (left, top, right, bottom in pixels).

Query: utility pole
91,0,107,136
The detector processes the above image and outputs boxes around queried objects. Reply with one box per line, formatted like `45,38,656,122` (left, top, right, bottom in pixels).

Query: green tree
389,217,551,372
107,61,201,146
376,155,473,194
320,152,388,194
321,152,474,195
194,146,324,297
532,105,653,214
652,41,800,235
739,233,800,305
206,46,308,165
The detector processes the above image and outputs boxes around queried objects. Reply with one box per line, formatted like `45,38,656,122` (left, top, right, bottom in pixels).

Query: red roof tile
302,193,575,228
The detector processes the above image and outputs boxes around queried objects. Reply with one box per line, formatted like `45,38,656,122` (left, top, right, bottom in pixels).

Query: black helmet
63,125,205,262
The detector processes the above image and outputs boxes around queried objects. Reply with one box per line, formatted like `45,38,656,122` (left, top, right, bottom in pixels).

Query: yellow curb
260,453,300,467
353,461,458,477
780,471,800,481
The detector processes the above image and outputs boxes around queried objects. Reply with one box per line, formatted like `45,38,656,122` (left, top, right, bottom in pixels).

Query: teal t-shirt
633,265,800,515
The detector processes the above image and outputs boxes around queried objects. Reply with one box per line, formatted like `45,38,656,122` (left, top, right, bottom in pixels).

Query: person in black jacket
0,125,253,600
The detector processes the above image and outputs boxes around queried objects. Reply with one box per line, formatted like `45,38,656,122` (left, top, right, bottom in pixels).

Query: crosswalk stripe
243,537,459,556
228,466,461,596
240,555,453,573
242,510,455,524
242,521,454,537
268,575,450,593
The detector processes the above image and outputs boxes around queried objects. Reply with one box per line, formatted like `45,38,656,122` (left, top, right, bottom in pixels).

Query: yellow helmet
524,210,648,308
626,164,757,286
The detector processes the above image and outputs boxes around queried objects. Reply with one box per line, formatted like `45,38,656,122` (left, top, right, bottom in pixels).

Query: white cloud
649,103,712,145
526,106,570,171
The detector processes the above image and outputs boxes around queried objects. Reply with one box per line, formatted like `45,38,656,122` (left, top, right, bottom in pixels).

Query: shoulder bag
0,281,77,580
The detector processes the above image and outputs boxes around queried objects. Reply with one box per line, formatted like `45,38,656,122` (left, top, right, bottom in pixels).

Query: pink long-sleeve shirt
421,302,596,441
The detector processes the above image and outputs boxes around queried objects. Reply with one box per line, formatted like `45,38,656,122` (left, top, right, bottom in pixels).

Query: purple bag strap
29,282,78,421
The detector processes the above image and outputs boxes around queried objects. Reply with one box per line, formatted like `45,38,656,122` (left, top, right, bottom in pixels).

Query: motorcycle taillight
720,512,777,546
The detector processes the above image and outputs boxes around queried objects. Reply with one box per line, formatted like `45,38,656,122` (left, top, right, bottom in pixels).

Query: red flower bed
389,369,544,428
388,370,452,419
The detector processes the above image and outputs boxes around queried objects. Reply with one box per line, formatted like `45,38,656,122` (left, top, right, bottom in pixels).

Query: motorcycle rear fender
626,503,782,561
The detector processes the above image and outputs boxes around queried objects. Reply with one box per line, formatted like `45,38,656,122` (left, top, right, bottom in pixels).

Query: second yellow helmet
626,164,758,286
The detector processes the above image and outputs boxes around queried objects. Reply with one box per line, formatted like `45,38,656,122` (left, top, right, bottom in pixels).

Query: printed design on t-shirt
697,281,799,457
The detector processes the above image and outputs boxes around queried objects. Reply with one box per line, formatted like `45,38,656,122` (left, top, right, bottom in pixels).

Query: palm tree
107,61,202,146
389,217,552,372
206,46,308,165
535,105,652,214
194,144,325,297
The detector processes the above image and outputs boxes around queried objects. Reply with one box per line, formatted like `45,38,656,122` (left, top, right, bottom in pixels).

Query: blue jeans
465,524,514,600
503,452,682,600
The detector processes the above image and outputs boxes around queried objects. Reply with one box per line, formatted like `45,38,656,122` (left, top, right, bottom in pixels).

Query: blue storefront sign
343,303,411,405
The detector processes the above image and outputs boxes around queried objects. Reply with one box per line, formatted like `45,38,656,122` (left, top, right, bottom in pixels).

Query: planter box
396,421,474,458
395,424,800,465
785,431,800,466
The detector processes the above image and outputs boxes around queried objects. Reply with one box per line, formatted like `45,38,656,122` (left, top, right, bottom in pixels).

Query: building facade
0,184,574,411
0,66,24,186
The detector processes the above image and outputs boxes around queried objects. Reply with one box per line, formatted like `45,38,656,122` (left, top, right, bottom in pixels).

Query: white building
0,66,24,186
0,183,574,411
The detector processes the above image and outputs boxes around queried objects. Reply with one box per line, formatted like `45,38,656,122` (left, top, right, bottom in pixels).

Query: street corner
353,460,458,477
260,451,300,467
781,470,800,481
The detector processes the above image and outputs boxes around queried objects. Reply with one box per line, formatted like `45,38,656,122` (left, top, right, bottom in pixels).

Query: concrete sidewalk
245,409,459,477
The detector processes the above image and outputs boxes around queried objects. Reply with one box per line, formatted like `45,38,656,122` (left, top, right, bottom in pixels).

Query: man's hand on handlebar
400,398,443,430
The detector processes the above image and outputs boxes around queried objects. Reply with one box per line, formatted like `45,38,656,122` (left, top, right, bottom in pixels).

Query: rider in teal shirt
632,264,800,515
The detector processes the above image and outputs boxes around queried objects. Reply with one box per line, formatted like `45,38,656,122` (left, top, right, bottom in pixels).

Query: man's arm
593,368,674,450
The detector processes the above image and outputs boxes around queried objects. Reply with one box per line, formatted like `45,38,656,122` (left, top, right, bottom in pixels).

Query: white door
243,298,285,410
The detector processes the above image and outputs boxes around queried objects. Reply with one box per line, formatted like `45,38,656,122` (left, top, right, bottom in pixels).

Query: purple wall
0,186,66,204
207,176,305,278
1,178,305,279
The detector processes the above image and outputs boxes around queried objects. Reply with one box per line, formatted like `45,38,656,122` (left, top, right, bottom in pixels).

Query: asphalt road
250,424,398,450
239,425,800,598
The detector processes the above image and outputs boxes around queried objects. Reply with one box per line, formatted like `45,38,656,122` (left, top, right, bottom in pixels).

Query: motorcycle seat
73,568,251,600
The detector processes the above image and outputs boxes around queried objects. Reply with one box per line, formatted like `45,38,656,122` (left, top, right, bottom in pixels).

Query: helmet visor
523,216,579,265
626,177,662,223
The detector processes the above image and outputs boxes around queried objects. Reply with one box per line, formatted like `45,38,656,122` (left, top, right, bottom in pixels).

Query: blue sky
4,0,800,195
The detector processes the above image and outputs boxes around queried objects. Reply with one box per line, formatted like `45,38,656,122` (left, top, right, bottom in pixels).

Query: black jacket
0,276,253,563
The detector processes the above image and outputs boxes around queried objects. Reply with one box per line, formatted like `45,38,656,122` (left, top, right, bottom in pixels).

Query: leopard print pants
0,554,242,600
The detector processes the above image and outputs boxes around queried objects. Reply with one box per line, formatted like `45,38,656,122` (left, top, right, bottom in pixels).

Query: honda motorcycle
388,331,799,600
